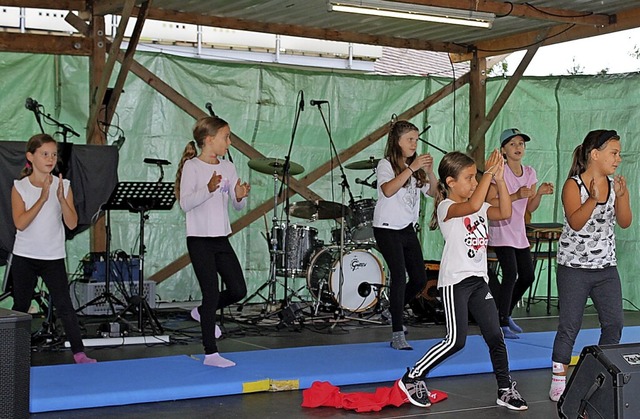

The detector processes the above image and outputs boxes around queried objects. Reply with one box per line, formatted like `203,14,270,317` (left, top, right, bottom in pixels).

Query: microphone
355,178,377,189
299,91,304,112
205,102,215,116
310,100,329,106
25,97,42,125
25,97,39,111
143,158,171,165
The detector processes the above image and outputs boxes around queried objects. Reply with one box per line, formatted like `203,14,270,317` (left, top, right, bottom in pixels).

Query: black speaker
558,343,640,419
0,308,31,419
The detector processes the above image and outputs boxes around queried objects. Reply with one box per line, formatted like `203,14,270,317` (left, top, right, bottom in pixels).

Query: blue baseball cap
500,128,531,147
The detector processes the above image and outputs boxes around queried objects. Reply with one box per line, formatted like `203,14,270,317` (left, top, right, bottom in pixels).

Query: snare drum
348,199,376,244
274,224,319,277
307,246,385,312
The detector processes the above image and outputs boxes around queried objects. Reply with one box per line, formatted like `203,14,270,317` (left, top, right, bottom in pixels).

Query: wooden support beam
104,0,152,126
467,33,546,156
86,0,136,142
468,52,487,167
88,13,107,253
149,72,470,283
0,0,86,10
0,32,91,55
143,7,469,54
453,6,640,61
395,1,612,26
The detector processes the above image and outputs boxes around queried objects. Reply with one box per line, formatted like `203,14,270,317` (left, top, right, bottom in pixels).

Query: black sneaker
497,381,528,411
398,368,431,408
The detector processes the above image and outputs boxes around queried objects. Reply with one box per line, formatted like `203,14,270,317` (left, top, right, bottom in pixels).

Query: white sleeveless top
557,175,617,269
13,176,69,260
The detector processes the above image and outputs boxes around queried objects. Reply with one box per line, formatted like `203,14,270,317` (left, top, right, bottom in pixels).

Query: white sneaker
190,307,222,338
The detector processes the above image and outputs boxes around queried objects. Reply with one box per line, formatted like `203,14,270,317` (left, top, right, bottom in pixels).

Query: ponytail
567,144,586,179
19,161,33,179
429,180,448,230
174,140,198,200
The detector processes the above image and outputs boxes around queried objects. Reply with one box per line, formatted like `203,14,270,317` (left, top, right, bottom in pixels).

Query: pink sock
203,353,235,368
73,352,97,364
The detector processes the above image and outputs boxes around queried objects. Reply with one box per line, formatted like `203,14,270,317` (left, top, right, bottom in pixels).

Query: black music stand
103,182,175,334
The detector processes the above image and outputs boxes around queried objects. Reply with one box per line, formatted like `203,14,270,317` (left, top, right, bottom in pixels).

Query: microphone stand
311,101,358,327
277,91,304,317
205,102,233,163
417,125,448,155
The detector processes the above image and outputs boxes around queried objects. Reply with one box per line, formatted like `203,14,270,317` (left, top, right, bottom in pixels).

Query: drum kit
241,155,388,321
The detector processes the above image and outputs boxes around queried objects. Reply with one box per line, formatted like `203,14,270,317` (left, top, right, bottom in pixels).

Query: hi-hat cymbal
248,157,304,176
345,157,380,170
288,200,349,220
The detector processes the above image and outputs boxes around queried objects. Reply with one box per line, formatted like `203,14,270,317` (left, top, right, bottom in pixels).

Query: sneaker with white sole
190,307,222,338
497,381,528,411
398,368,431,408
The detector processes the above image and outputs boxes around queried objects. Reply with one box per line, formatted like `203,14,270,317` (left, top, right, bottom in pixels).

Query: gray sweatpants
552,265,623,365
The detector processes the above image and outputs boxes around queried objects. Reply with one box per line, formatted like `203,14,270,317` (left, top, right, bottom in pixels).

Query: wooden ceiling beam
453,6,640,61
396,1,612,26
93,0,146,16
0,31,91,55
143,7,470,54
0,1,86,10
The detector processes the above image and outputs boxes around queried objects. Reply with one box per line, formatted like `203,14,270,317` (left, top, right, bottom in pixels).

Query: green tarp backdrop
0,51,638,309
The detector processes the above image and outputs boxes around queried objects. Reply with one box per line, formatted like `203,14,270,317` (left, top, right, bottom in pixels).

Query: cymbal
248,157,304,176
288,200,349,220
345,157,380,170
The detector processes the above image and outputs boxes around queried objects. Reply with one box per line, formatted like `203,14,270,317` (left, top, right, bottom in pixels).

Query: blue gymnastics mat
30,326,640,413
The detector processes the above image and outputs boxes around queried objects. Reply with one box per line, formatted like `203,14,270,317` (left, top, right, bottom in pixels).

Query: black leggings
187,236,247,354
493,246,535,326
11,255,85,354
410,276,511,389
373,225,427,332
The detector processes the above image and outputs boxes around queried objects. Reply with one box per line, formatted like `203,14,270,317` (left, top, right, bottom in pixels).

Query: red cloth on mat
301,380,448,413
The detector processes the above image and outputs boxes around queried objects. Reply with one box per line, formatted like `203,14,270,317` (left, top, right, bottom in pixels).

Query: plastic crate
71,281,156,316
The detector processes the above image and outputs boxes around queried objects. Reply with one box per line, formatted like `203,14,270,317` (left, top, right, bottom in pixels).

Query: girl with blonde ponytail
176,116,251,368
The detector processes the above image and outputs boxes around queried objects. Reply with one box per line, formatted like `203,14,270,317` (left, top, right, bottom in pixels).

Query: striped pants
409,275,511,389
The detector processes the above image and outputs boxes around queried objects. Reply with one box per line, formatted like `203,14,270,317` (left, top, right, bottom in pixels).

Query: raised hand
410,153,434,174
485,149,503,177
516,186,535,199
56,174,65,202
613,175,627,198
588,178,601,201
537,182,554,196
207,171,222,193
40,173,52,202
235,178,251,199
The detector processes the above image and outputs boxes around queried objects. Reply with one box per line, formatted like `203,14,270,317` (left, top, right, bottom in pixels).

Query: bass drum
307,246,385,312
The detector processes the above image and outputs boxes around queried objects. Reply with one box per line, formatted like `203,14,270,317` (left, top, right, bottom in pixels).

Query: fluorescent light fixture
328,0,495,29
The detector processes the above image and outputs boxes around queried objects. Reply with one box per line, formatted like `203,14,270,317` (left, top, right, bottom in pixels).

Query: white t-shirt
373,158,431,230
179,157,246,237
437,199,491,287
12,176,69,260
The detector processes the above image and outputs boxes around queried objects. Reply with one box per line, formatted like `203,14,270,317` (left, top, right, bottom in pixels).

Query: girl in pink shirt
487,129,553,338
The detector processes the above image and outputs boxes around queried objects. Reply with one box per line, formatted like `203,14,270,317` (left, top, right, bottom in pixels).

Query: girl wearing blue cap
487,129,554,339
